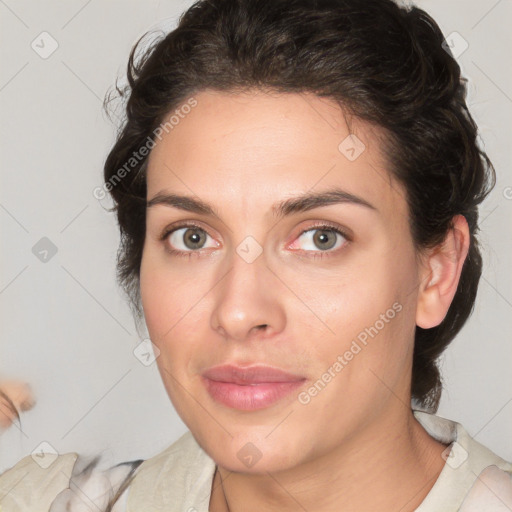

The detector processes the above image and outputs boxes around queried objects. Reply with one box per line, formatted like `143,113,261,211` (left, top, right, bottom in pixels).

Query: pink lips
202,364,306,411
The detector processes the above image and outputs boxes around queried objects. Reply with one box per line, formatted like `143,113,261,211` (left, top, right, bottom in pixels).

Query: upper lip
202,364,305,384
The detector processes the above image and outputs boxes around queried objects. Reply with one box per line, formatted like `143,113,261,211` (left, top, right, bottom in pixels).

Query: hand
0,380,36,430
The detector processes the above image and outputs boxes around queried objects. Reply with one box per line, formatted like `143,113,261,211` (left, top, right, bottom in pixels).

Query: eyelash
158,221,351,260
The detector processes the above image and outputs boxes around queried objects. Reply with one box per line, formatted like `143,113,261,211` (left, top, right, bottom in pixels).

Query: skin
140,88,470,512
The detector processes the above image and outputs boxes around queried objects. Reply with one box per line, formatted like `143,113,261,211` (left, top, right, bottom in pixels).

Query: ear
416,215,470,329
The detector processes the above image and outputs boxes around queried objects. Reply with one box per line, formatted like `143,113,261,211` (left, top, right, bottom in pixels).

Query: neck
210,407,448,512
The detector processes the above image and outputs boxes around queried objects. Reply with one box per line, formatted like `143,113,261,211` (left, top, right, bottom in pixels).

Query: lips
201,364,306,410
202,364,305,384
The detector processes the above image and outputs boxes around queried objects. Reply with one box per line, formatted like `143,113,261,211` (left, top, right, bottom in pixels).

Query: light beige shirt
1,411,511,511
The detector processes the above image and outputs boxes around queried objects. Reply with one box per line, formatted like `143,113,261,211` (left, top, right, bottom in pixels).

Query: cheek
314,246,417,383
140,253,211,430
139,257,192,402
140,260,165,335
139,249,207,373
139,248,182,345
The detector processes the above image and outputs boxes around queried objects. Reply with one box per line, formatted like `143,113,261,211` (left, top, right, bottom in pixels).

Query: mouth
201,364,306,411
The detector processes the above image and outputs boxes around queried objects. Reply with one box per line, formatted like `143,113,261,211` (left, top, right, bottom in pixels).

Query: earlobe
416,215,470,329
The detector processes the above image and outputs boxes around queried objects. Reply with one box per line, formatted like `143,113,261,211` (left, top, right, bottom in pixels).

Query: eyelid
292,220,352,243
159,220,215,240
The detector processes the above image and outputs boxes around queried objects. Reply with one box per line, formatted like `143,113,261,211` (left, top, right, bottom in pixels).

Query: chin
195,426,306,474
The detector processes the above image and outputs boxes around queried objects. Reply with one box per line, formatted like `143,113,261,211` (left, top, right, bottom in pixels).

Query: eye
159,221,350,259
160,222,218,257
289,223,350,256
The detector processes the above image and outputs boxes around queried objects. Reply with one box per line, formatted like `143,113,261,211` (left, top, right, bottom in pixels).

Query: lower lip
202,377,305,410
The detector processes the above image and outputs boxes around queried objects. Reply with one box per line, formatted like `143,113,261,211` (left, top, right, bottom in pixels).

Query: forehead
145,89,408,223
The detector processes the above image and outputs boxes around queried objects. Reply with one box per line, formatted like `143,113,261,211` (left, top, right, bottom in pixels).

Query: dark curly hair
103,0,495,412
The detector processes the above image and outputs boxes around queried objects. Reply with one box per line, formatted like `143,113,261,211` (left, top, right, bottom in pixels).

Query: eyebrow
146,187,377,219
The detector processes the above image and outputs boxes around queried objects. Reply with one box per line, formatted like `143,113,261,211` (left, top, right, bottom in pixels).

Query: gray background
0,0,511,473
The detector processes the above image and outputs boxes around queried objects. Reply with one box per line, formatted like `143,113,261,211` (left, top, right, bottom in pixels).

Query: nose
210,247,286,343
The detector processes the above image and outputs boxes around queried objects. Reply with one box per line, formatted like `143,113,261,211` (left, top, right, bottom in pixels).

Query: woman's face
140,89,423,473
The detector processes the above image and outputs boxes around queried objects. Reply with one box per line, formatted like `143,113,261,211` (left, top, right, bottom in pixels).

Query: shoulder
459,464,512,511
413,410,512,511
0,432,210,512
0,451,78,511
127,430,216,511
0,451,144,512
456,422,512,512
49,455,144,512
